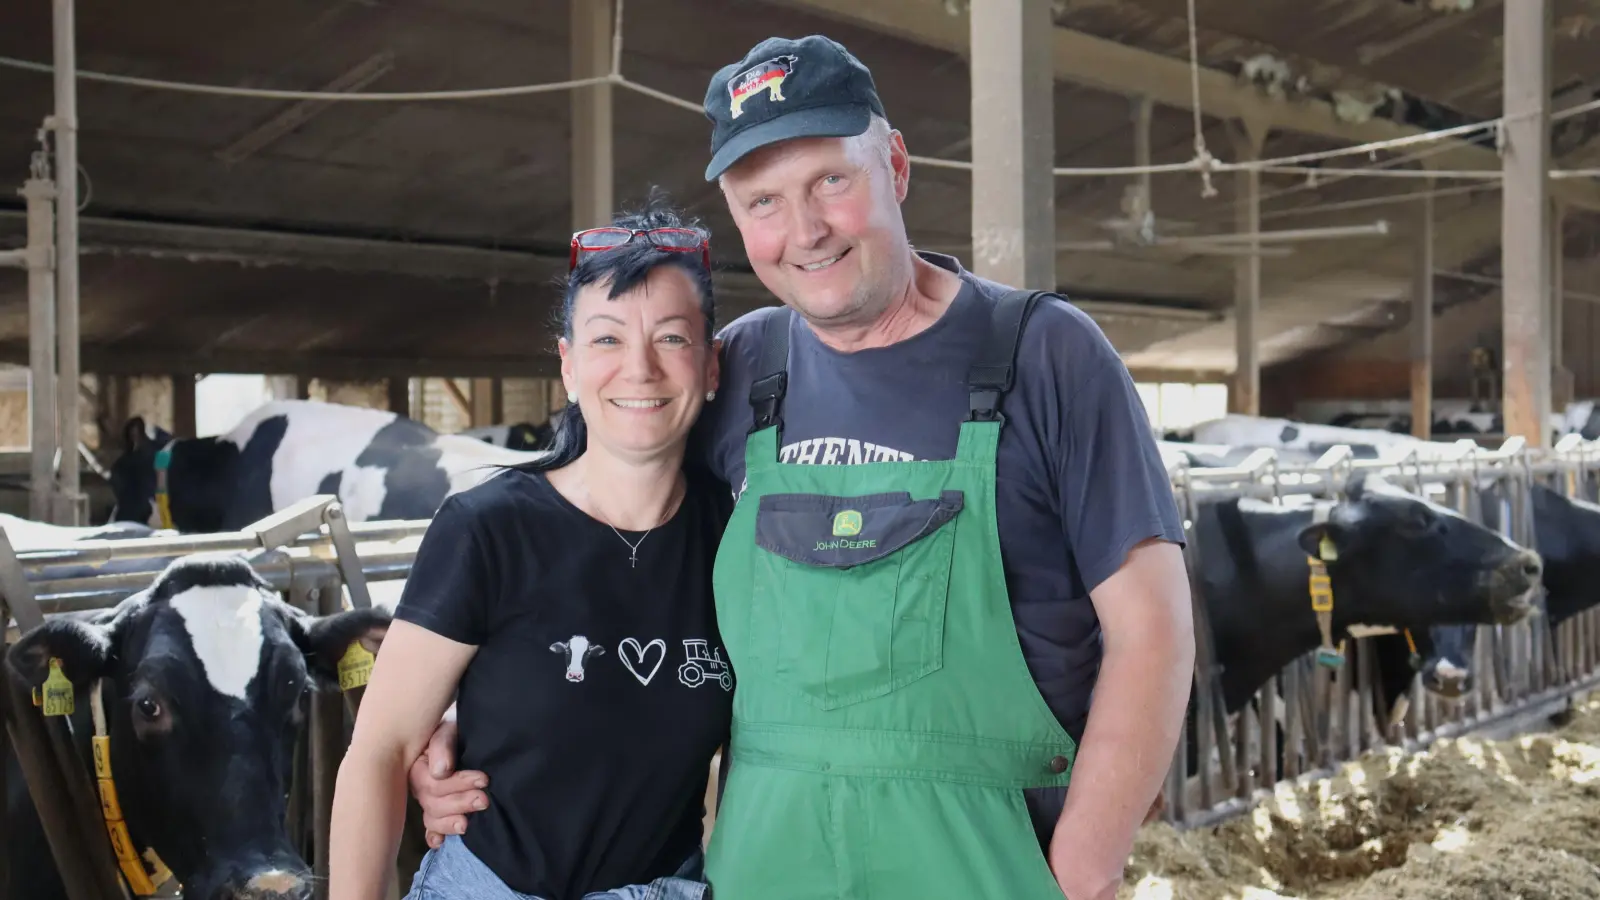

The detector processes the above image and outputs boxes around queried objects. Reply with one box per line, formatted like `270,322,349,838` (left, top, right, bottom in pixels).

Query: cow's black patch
1279,424,1300,442
168,436,244,533
353,419,453,520
218,415,290,530
318,472,343,496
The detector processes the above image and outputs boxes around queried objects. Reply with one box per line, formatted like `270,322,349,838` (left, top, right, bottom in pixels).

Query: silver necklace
585,475,682,568
609,524,651,568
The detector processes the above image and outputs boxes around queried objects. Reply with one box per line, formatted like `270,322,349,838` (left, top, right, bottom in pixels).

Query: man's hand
1049,538,1193,899
406,716,491,848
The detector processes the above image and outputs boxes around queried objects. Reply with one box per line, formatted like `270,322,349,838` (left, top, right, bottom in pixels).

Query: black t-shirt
393,465,733,900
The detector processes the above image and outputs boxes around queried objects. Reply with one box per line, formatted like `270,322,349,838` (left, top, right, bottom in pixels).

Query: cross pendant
629,551,638,568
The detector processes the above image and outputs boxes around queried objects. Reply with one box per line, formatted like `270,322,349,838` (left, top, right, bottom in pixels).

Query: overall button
1048,756,1069,774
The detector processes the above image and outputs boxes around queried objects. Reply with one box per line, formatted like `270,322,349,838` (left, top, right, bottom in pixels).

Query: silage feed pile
1120,692,1600,900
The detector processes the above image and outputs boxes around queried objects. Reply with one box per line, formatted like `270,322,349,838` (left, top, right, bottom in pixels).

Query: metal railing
4,436,1600,898
1,495,408,900
1158,433,1600,830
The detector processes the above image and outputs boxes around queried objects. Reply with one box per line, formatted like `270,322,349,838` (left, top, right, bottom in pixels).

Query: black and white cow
458,419,557,452
1169,472,1541,798
5,552,390,900
107,400,549,533
1166,414,1466,464
0,513,157,550
1190,472,1539,715
1408,479,1600,708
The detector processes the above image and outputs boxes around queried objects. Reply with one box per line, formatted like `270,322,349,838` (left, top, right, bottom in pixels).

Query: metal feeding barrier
1,495,426,900
5,437,1600,898
1159,433,1600,831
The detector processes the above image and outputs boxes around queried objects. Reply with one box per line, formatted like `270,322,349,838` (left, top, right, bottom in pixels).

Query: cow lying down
5,552,390,900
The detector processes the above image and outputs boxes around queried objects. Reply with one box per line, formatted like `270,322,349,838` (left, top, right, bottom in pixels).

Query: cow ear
289,606,392,690
5,616,118,696
1296,521,1347,562
123,416,148,452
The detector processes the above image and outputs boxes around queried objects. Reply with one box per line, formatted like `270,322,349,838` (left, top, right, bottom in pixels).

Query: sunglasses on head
569,227,712,271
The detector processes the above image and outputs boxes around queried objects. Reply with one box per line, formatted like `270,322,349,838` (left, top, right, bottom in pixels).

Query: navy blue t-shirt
691,251,1186,838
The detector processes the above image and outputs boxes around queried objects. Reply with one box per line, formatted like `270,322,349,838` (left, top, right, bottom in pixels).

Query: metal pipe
13,518,431,571
0,248,29,268
30,559,414,613
52,0,80,526
1182,668,1600,832
1176,220,1391,246
22,172,57,525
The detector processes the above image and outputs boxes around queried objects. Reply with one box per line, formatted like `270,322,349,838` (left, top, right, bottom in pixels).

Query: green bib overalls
703,290,1078,899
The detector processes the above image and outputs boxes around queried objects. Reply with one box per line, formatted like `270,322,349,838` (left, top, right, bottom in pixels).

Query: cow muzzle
1422,658,1474,699
1484,549,1542,623
215,868,312,900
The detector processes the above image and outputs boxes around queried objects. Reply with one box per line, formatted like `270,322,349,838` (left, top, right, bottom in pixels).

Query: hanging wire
1185,0,1219,197
0,52,616,101
1192,129,1474,225
0,0,1595,185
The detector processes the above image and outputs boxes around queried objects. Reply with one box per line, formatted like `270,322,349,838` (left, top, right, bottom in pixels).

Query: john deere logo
832,510,862,537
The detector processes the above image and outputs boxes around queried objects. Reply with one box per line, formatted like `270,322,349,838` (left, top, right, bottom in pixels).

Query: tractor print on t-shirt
679,639,733,691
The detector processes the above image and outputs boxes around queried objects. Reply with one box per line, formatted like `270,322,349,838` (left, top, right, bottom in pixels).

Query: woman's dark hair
512,195,716,474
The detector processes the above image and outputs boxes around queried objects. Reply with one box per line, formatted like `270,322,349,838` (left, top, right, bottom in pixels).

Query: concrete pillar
1552,201,1573,411
1500,0,1553,447
387,377,411,418
1410,182,1435,439
102,374,129,451
571,0,613,230
969,0,1055,288
1229,126,1265,416
54,0,82,524
170,374,196,439
22,175,57,522
470,378,501,427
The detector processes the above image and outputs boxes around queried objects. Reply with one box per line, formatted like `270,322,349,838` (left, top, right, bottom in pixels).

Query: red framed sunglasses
569,226,711,271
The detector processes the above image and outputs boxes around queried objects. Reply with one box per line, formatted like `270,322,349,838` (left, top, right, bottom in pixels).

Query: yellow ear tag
42,657,74,717
337,640,375,692
1318,534,1338,562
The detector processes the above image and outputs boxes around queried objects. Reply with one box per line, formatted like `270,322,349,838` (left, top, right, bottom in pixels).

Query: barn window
1135,382,1229,431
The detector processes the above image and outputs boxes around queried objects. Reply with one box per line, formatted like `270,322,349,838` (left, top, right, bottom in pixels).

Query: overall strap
957,288,1052,464
967,289,1050,424
748,307,792,435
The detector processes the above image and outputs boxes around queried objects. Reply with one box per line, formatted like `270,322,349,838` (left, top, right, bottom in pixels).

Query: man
408,34,1192,899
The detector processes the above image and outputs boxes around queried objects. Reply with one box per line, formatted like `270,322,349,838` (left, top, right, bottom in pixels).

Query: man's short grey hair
842,114,896,171
717,114,897,190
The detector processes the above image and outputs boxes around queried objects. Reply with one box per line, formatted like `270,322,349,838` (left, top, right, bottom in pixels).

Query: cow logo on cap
728,54,799,119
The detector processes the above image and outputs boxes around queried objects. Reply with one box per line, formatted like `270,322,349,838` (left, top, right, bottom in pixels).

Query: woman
329,203,731,900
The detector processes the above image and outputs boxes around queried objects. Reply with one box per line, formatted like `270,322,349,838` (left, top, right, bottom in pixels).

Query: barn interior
0,0,1595,522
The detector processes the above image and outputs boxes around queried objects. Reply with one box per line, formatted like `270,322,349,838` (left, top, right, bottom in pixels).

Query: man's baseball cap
702,35,886,182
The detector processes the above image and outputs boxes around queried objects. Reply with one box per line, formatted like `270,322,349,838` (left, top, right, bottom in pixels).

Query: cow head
1300,474,1542,628
107,416,171,529
6,552,390,900
550,635,604,683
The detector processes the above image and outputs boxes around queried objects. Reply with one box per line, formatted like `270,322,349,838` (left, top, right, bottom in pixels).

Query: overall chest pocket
752,489,964,710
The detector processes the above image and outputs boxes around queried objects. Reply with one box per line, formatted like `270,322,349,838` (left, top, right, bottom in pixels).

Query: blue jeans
403,834,711,900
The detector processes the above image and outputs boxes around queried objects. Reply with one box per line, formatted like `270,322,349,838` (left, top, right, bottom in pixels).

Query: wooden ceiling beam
0,211,777,300
770,0,1600,213
0,343,565,380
